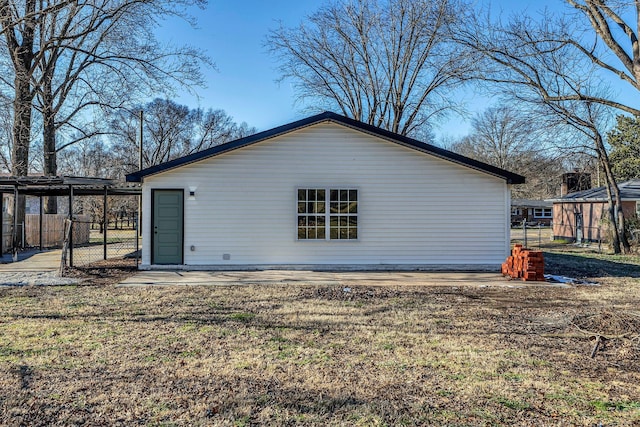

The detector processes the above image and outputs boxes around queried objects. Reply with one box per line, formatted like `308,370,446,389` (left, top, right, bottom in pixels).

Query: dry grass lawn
0,250,639,426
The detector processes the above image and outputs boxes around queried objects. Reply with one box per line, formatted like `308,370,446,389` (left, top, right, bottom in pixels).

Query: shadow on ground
544,251,640,278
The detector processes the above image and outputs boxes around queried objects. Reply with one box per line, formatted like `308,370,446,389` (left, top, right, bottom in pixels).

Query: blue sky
164,0,325,131
160,0,628,140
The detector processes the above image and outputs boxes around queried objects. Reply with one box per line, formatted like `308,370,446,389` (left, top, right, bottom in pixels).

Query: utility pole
139,110,143,171
138,110,143,237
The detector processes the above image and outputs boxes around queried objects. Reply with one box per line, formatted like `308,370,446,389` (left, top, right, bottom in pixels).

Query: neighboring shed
511,199,553,226
126,112,525,271
550,179,640,243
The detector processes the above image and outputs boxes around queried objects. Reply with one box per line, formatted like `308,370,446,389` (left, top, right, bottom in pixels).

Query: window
297,189,325,239
511,208,522,216
636,201,640,218
533,208,552,218
297,188,358,240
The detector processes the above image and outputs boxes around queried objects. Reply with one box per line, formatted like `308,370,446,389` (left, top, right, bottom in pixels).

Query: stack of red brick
501,244,545,281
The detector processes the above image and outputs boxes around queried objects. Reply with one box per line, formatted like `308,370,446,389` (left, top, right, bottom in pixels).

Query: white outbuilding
126,112,524,270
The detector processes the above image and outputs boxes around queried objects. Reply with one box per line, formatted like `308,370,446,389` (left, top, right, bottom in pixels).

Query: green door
152,190,183,264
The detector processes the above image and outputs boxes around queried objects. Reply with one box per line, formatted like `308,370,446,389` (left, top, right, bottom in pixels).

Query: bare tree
0,92,12,172
267,0,471,137
455,7,631,252
562,0,640,115
109,99,257,178
452,106,542,170
33,0,209,213
57,139,114,177
0,0,36,178
448,105,563,199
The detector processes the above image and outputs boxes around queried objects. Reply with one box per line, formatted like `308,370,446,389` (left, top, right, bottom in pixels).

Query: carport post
39,195,43,250
12,186,18,261
0,192,3,254
134,214,140,268
103,186,107,260
68,185,73,267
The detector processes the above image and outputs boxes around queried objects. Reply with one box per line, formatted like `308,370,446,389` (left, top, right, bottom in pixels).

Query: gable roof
549,179,640,202
126,111,526,184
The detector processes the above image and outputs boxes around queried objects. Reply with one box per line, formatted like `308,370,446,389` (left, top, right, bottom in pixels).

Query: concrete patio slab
117,270,564,288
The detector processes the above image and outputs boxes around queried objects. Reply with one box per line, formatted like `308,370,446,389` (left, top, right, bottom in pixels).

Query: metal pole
39,195,43,250
523,220,527,248
538,224,541,249
103,186,107,260
68,185,74,268
135,207,139,267
12,186,18,261
139,110,143,171
0,193,3,254
138,110,143,237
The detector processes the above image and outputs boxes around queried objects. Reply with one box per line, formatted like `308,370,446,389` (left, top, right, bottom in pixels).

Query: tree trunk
12,79,32,177
603,174,622,254
3,0,37,250
11,70,34,249
595,133,630,253
42,83,58,214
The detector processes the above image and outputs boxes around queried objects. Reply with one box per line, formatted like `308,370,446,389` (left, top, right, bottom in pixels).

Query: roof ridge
126,111,526,185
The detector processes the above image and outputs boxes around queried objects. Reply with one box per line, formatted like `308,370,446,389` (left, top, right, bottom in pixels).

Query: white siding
141,123,510,269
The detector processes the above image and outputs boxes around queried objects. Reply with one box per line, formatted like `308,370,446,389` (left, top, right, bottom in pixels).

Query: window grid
297,188,358,240
533,208,552,218
297,189,326,239
329,189,357,240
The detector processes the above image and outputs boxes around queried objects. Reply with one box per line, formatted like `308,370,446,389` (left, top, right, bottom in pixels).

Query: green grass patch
495,396,530,411
591,400,640,412
229,312,255,322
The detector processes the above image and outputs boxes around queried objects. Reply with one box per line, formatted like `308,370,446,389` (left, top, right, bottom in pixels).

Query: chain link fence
65,218,139,268
511,222,604,252
62,194,140,269
510,223,553,249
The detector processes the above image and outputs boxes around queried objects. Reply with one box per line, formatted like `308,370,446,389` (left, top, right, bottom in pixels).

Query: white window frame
636,201,640,217
511,207,522,216
533,208,552,218
296,188,359,241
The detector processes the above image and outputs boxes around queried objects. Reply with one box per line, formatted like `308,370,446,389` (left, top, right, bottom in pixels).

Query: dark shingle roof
126,111,526,184
550,179,640,202
511,199,552,208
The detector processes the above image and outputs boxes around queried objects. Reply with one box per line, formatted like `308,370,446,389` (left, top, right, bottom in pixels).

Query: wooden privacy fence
25,214,90,248
2,216,11,253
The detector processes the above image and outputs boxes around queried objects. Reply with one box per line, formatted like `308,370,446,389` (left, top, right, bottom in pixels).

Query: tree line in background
52,98,256,179
2,0,640,253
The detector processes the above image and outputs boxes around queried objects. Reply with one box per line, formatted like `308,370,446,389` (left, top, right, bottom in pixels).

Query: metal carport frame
0,176,141,267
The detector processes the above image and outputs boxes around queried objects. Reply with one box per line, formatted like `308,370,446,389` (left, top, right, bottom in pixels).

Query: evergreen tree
607,116,640,181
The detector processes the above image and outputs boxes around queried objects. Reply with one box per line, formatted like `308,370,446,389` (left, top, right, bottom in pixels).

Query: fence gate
65,194,140,268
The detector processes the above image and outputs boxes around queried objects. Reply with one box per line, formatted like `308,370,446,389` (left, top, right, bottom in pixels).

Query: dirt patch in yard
62,258,139,286
299,285,404,301
0,255,638,425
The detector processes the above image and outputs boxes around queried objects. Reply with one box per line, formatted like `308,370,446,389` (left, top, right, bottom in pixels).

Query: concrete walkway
0,251,562,288
117,270,559,288
0,249,61,272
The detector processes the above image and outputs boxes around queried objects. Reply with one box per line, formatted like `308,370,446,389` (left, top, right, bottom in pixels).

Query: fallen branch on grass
540,310,640,358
